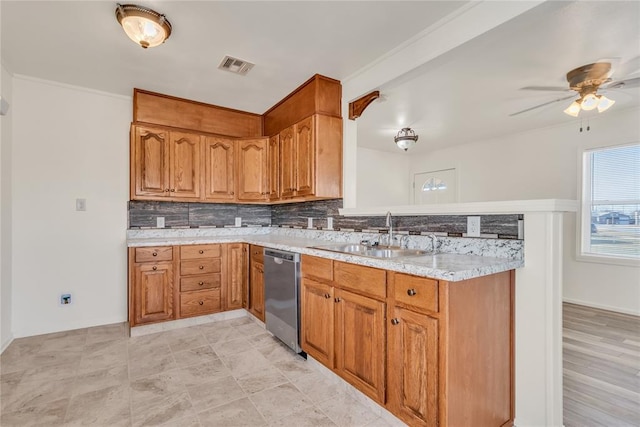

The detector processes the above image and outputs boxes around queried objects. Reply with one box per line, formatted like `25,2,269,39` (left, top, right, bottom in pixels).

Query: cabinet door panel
170,131,201,199
225,243,247,310
204,137,235,201
301,278,334,368
388,306,438,427
134,262,174,325
335,288,385,403
268,135,280,200
279,126,295,199
134,126,169,197
237,139,268,201
295,116,315,196
249,261,265,321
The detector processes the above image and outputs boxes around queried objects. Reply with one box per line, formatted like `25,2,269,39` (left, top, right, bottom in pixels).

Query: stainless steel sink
310,243,431,259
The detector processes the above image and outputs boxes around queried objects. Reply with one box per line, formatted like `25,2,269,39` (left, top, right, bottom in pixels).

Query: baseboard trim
563,298,640,317
1,333,14,354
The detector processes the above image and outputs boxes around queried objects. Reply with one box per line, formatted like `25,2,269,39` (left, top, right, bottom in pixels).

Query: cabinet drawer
180,274,221,292
392,273,438,313
334,262,386,300
302,255,333,281
250,245,264,264
180,289,221,317
180,259,221,276
181,244,221,260
135,246,173,263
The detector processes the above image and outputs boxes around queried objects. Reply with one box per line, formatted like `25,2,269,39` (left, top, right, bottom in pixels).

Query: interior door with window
413,168,457,204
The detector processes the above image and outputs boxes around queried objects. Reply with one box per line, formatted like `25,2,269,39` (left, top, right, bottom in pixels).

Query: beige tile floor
0,316,398,427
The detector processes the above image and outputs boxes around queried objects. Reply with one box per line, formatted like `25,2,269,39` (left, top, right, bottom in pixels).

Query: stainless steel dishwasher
263,248,303,353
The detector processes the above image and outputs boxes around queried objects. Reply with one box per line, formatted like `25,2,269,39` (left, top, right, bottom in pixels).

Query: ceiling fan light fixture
564,101,581,117
580,93,599,111
394,127,419,151
597,95,615,112
116,4,172,49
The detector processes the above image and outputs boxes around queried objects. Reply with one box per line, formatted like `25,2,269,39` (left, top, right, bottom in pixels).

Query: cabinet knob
164,189,170,192
199,265,204,270
231,191,235,195
152,266,157,271
199,301,204,306
199,250,204,254
407,289,417,296
152,252,157,256
334,297,341,303
170,189,175,192
391,318,400,325
324,293,331,299
198,281,204,286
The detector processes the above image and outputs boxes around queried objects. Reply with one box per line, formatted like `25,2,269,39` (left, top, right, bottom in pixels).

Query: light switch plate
75,198,86,211
467,216,481,237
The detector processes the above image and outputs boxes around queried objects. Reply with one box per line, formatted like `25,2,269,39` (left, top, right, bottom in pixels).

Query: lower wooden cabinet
387,305,438,427
300,276,334,368
129,246,176,325
248,245,265,321
128,243,248,327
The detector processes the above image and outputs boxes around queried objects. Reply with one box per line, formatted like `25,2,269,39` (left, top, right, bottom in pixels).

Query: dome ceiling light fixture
394,127,419,151
115,4,172,49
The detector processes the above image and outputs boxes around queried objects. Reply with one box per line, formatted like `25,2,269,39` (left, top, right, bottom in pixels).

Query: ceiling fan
510,61,640,117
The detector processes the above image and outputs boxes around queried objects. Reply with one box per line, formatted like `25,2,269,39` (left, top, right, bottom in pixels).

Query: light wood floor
563,302,640,427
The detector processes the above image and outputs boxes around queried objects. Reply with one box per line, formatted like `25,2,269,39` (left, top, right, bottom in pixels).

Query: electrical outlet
467,216,481,237
156,217,165,228
307,218,314,229
235,217,242,227
60,293,72,305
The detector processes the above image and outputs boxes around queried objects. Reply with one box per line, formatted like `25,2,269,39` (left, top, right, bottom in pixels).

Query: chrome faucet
429,234,439,253
385,211,393,247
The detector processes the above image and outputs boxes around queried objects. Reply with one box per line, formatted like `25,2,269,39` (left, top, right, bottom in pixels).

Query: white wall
407,107,640,315
356,147,411,207
12,76,131,337
1,61,14,350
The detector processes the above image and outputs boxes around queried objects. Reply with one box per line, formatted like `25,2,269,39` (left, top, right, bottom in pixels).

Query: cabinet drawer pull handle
324,293,331,299
199,301,204,305
407,289,417,296
152,266,157,271
199,281,204,286
199,250,204,254
334,297,341,303
391,318,400,325
152,252,157,256
199,265,204,270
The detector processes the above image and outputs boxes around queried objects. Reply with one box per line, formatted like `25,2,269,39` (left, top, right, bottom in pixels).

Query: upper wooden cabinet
237,138,269,202
204,136,235,201
131,125,201,200
279,114,342,201
267,135,280,201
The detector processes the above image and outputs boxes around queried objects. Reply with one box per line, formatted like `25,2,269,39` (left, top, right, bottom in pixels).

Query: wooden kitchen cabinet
178,244,222,318
301,256,386,404
224,243,248,310
248,245,265,321
334,287,386,403
131,124,201,200
237,138,269,201
279,114,342,201
387,304,438,427
204,136,235,201
129,246,176,326
267,135,280,201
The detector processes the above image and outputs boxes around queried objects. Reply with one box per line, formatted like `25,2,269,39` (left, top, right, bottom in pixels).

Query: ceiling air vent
218,55,254,75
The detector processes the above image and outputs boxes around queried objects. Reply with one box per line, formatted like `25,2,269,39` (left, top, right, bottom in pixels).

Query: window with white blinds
580,143,640,261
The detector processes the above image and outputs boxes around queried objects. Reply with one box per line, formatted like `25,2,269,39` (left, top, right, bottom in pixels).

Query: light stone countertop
126,232,523,282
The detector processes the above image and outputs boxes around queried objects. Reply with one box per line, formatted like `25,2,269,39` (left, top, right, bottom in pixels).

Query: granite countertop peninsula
126,228,523,282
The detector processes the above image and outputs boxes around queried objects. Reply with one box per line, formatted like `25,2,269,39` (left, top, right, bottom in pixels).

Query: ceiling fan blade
603,77,640,90
520,86,571,92
509,94,577,117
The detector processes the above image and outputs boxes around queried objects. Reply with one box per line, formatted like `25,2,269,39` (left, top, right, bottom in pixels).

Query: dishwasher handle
264,249,300,262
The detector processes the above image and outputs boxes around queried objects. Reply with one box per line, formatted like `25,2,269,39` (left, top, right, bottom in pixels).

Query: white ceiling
2,1,638,154
0,1,465,113
357,1,640,153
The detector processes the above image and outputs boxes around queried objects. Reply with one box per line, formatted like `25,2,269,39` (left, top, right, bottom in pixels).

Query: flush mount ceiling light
394,127,419,151
115,4,172,49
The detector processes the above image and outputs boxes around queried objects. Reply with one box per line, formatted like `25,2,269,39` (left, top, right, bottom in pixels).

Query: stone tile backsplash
129,199,522,239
